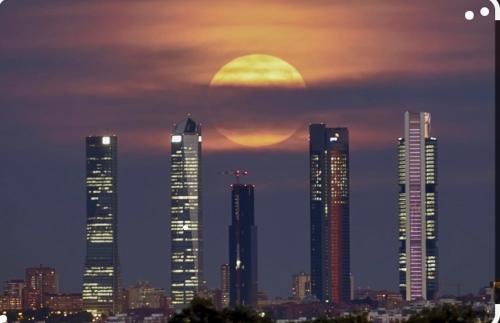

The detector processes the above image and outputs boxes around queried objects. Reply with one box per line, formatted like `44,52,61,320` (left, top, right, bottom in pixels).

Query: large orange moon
210,54,306,148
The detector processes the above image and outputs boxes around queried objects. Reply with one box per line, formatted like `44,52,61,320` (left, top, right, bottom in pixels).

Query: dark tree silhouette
407,304,487,323
168,297,272,323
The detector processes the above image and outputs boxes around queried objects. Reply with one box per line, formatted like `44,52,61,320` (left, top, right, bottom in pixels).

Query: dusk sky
0,0,495,298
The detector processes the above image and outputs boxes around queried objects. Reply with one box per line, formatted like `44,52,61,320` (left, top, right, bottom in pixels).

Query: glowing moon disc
210,54,306,88
210,54,306,148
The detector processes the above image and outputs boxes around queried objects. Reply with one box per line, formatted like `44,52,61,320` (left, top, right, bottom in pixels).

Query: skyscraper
229,184,258,308
170,117,203,308
398,111,438,301
83,136,121,316
309,124,351,304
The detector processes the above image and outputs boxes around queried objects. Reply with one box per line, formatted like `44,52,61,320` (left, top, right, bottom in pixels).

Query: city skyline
0,0,494,301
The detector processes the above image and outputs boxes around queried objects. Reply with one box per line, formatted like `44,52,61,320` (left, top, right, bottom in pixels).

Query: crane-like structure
220,170,249,184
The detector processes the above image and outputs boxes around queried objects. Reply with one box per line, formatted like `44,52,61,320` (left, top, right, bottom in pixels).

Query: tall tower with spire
170,117,203,308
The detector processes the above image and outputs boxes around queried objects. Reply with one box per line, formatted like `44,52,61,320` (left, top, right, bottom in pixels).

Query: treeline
169,298,489,323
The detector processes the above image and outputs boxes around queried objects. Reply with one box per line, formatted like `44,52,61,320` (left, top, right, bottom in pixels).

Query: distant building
349,274,354,301
3,280,25,299
374,290,404,303
22,288,40,310
229,184,258,308
309,124,351,304
23,266,58,309
83,136,121,316
211,289,224,311
45,294,83,313
292,272,311,301
398,112,438,301
1,280,24,310
126,282,167,310
0,292,22,311
170,117,204,308
220,264,230,308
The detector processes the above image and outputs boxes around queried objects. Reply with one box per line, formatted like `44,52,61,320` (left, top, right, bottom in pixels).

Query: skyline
0,109,492,297
0,0,495,300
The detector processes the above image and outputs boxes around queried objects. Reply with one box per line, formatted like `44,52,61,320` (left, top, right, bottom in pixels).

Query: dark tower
83,136,121,316
229,184,258,308
309,124,351,304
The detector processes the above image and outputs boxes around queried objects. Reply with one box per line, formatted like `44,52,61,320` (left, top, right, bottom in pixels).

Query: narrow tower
83,135,121,316
309,125,351,304
170,117,203,308
229,183,258,308
398,111,438,301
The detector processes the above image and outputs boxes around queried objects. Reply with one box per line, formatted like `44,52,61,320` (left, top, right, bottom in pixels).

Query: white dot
182,224,189,230
481,7,490,17
465,10,475,20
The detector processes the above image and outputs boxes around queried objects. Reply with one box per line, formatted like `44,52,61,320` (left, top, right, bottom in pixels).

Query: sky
0,0,495,298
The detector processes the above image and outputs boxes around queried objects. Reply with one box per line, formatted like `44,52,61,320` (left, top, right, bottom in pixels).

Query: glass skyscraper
170,117,203,308
309,124,351,304
83,135,121,316
229,184,258,308
398,111,438,301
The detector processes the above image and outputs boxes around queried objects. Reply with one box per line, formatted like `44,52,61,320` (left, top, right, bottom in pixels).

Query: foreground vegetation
169,298,489,323
2,299,489,322
406,303,488,323
169,298,367,323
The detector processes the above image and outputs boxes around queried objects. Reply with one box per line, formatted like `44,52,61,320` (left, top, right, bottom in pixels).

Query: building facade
220,264,230,308
170,117,203,308
309,124,351,304
83,136,121,316
45,294,83,313
398,111,438,301
292,272,311,301
1,280,24,311
4,280,25,299
126,282,167,310
229,184,258,308
23,267,58,309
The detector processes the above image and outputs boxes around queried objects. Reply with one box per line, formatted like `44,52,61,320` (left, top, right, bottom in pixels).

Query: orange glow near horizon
216,127,297,148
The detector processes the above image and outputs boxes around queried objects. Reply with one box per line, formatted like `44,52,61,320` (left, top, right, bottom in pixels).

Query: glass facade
309,124,351,304
170,118,203,308
83,136,121,316
398,112,438,301
229,184,258,308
